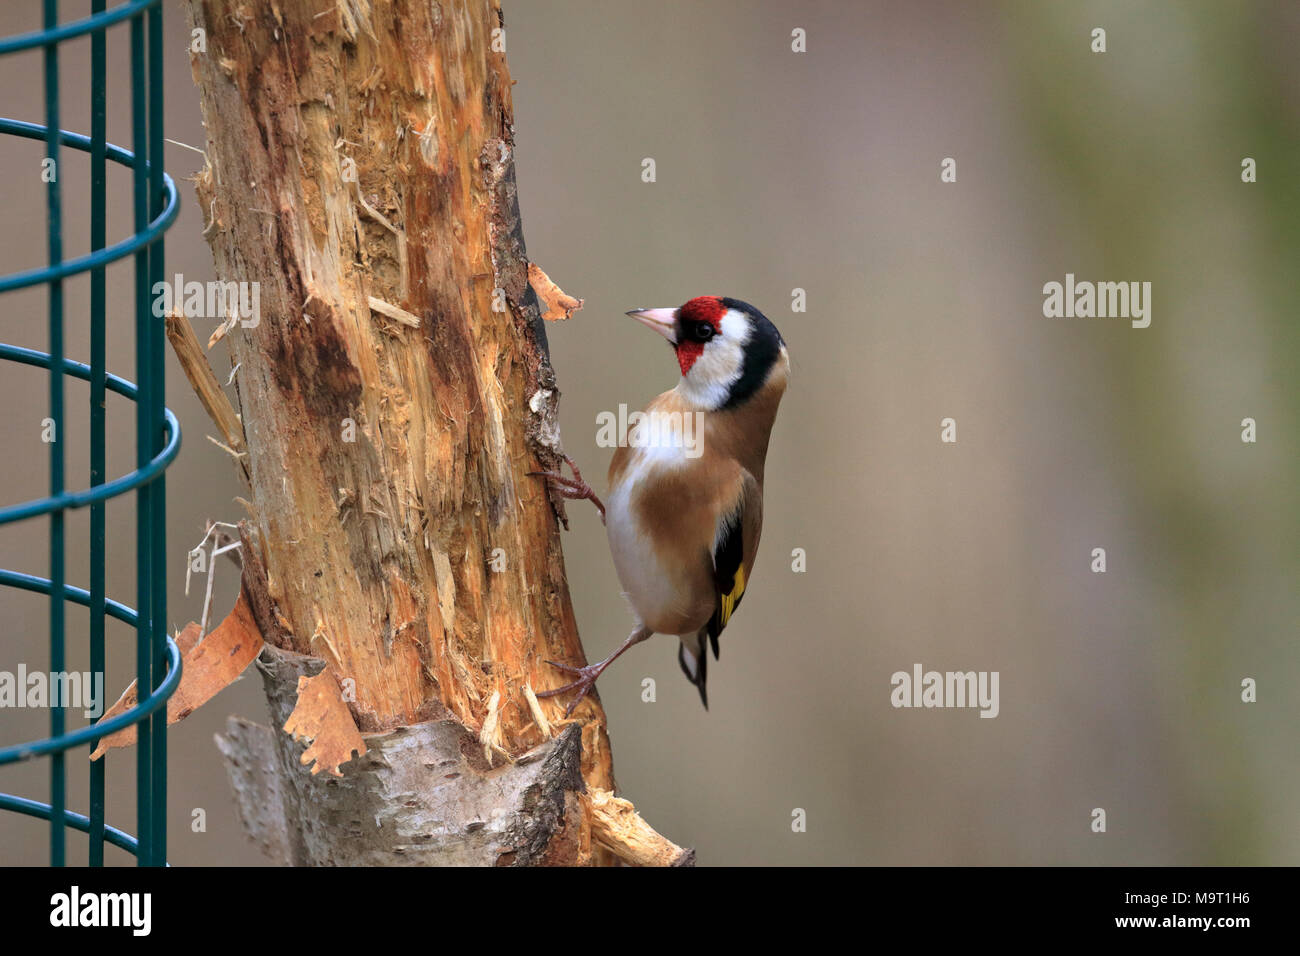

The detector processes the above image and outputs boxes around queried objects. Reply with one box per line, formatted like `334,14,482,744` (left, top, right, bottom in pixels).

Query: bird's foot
535,659,606,718
528,454,606,525
536,627,652,718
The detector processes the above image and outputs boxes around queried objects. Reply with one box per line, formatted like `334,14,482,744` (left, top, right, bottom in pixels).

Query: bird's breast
605,445,720,636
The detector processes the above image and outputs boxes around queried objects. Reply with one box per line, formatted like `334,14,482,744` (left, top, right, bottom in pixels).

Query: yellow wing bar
718,564,747,628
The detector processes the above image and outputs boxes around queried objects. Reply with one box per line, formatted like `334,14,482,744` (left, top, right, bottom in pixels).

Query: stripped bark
183,0,678,864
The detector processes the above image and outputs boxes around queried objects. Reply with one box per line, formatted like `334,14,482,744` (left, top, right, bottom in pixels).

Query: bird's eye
691,322,715,342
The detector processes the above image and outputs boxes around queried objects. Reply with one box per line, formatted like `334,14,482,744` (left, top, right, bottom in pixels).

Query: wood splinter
588,788,695,867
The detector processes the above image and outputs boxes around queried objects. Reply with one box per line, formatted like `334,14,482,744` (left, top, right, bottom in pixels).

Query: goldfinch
534,296,789,714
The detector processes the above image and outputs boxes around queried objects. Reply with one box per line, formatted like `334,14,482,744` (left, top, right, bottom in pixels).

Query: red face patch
674,296,725,375
677,296,726,328
676,340,704,375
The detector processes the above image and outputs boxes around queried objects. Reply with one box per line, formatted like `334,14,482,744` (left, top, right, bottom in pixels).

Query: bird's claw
528,454,606,524
535,661,603,718
542,658,585,674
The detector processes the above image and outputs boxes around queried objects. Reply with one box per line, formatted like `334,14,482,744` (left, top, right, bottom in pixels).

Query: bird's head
625,296,786,410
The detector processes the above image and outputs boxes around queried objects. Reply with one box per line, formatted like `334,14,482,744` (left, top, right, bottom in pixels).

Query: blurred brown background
1,1,1296,865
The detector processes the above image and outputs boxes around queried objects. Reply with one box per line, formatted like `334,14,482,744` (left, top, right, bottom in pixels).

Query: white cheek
677,310,749,409
718,309,749,342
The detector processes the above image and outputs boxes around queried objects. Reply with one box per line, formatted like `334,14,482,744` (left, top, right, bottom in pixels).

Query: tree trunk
182,0,681,866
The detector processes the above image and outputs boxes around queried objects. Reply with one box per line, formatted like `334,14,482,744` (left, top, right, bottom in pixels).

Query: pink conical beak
625,308,677,344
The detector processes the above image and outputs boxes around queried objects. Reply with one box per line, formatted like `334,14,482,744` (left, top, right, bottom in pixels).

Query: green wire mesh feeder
0,0,181,866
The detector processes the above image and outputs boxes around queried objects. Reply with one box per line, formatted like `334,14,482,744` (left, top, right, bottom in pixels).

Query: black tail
677,635,710,710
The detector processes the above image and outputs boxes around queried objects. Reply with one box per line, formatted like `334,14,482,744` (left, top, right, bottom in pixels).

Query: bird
532,295,789,716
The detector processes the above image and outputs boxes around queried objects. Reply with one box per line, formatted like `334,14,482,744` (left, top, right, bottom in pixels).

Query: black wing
681,476,760,709
706,506,748,658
